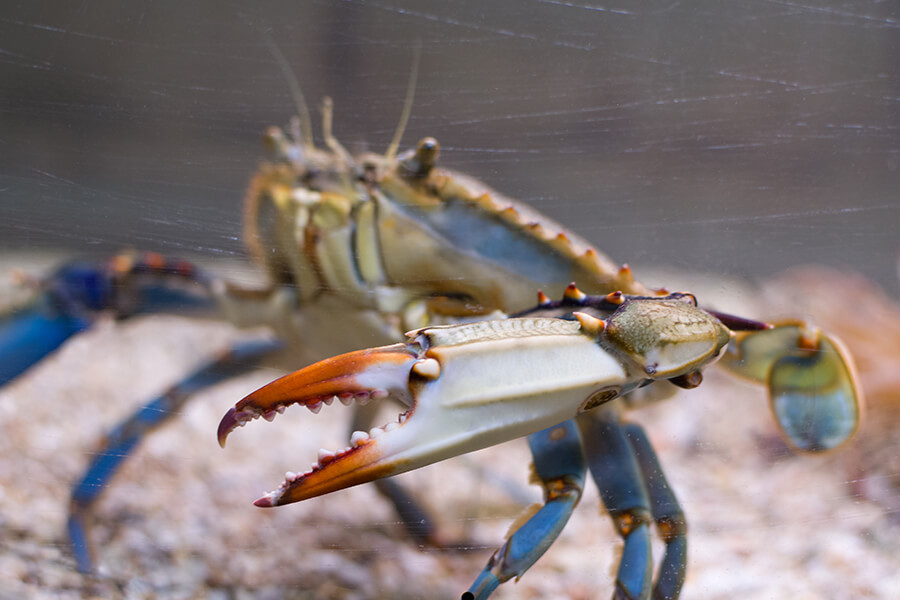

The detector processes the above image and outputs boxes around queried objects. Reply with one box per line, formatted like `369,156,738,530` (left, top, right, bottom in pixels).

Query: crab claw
217,343,421,505
219,317,637,507
220,296,734,508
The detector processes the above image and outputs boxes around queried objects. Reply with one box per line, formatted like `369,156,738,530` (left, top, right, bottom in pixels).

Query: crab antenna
322,96,355,167
263,33,314,151
385,43,422,162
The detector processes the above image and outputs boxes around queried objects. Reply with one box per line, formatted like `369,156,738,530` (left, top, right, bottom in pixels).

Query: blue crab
1,88,861,596
218,286,860,599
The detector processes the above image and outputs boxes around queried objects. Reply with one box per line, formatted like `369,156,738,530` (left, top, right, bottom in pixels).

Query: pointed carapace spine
562,283,587,304
577,248,604,271
573,311,606,338
617,263,634,283
548,232,574,255
526,221,548,238
474,192,502,212
604,291,625,305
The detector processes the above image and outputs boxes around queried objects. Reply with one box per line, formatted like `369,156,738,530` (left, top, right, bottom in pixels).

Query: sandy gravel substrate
1,256,898,599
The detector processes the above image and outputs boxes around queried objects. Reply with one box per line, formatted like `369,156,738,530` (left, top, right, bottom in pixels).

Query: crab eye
416,136,440,164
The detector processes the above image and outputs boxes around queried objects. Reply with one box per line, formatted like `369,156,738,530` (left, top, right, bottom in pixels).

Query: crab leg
0,296,89,385
624,421,687,600
579,408,655,599
0,252,274,572
1,260,103,385
465,419,587,600
1,253,217,386
67,339,282,572
467,411,688,600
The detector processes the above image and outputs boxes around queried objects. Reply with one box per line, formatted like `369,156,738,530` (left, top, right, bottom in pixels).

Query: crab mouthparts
216,344,422,506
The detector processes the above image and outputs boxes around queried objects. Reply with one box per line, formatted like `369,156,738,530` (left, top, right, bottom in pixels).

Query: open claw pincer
219,316,631,507
217,344,420,504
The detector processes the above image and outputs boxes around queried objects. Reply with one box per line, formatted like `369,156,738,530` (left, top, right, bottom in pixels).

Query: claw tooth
369,426,385,439
399,412,409,424
276,405,286,414
350,430,370,447
355,391,371,405
338,394,353,406
317,448,336,464
263,410,277,422
285,471,298,481
372,389,389,400
322,396,334,406
385,421,399,433
307,401,323,414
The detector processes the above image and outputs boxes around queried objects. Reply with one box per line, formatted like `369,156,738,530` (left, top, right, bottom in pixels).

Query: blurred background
1,0,897,292
2,2,899,598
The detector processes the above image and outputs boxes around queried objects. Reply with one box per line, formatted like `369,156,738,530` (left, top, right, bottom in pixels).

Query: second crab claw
218,294,734,508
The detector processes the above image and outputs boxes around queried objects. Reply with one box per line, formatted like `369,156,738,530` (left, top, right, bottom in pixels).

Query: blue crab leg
0,296,88,385
624,423,687,600
579,407,655,600
0,260,110,385
67,338,282,573
464,419,586,600
1,253,218,386
465,416,688,600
